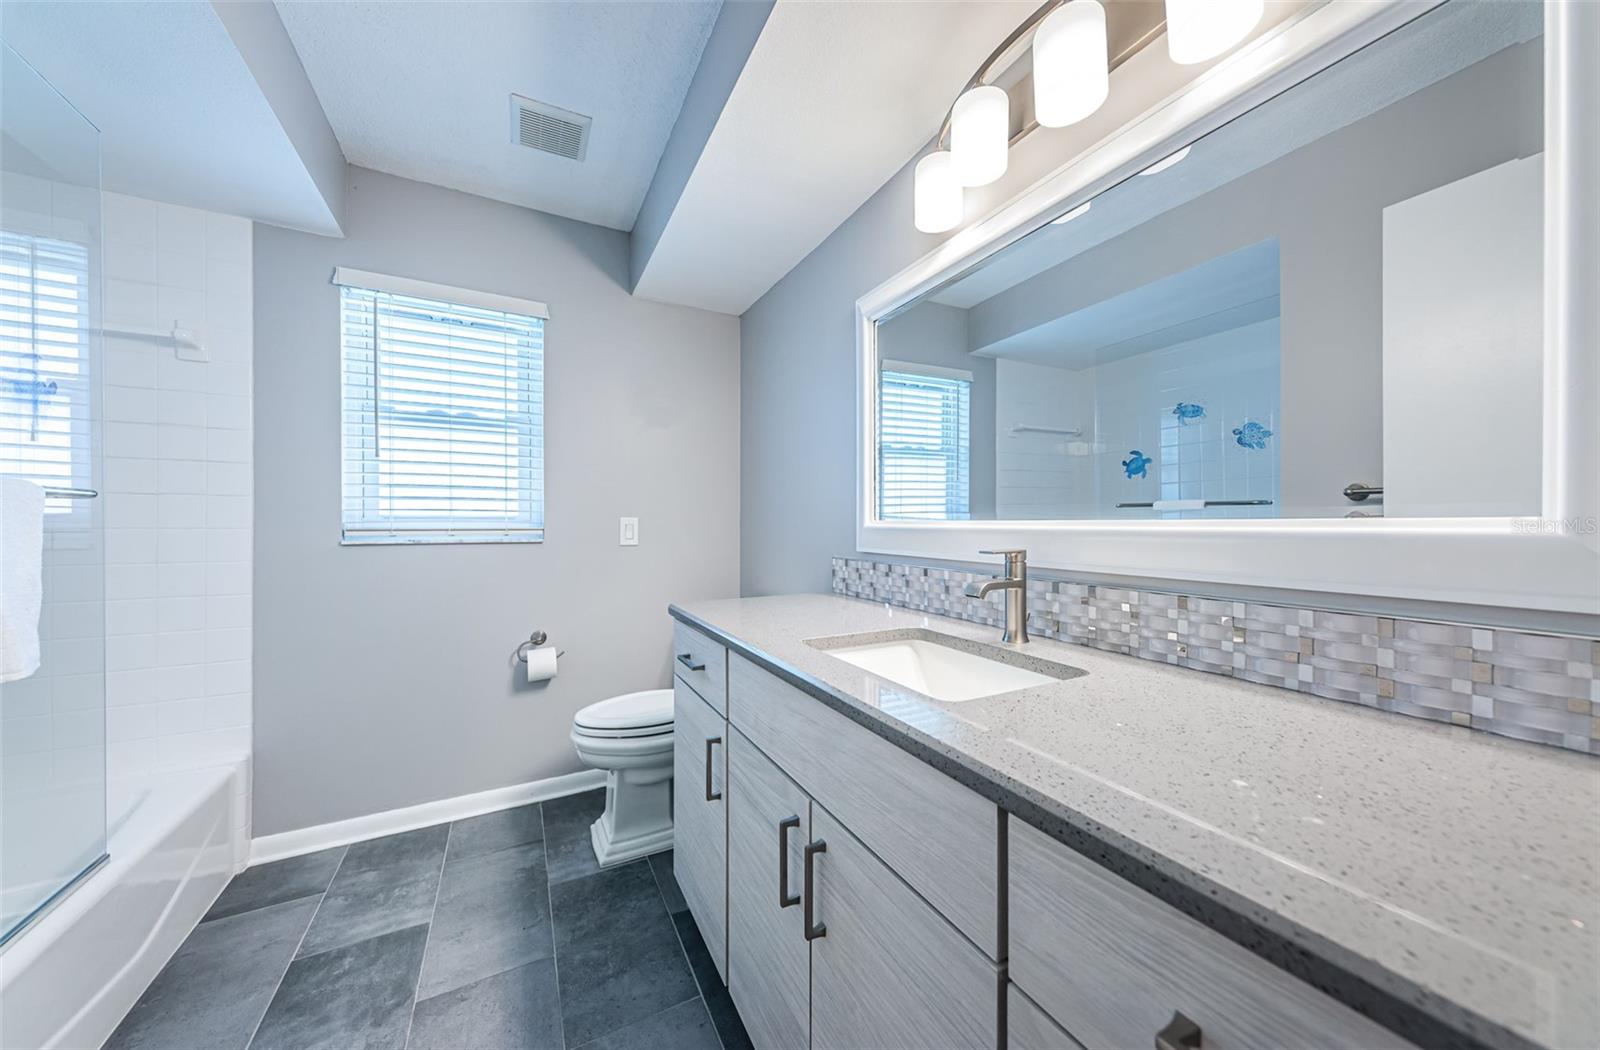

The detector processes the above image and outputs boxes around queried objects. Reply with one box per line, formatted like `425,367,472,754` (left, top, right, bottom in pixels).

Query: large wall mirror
876,0,1542,523
858,0,1598,614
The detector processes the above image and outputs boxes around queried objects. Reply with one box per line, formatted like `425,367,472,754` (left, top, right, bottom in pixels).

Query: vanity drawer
727,653,999,957
1009,821,1414,1050
672,621,727,715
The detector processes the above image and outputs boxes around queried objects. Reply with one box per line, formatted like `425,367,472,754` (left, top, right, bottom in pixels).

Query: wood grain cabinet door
808,808,998,1050
727,730,811,1050
672,678,727,982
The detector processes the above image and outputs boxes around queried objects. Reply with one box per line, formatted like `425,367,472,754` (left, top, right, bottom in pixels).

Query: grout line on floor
541,801,568,1050
242,846,348,1050
651,856,727,1050
400,821,452,1049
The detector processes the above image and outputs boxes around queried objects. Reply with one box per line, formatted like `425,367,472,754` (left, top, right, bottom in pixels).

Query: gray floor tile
250,923,428,1050
105,896,317,1050
672,910,753,1050
541,788,604,886
297,866,440,959
407,958,562,1050
203,846,346,922
574,997,718,1050
417,841,553,1000
447,803,544,861
337,825,449,886
550,860,700,1047
647,850,687,914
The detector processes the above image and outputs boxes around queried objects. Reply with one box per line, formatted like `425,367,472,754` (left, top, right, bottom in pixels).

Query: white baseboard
249,768,607,866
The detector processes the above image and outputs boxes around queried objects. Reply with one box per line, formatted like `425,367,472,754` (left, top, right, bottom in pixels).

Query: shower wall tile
98,192,254,866
833,556,1599,757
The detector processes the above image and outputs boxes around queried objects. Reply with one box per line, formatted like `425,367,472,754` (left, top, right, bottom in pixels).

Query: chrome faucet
964,548,1029,644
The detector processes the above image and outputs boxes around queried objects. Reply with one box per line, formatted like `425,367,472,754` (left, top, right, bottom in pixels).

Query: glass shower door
0,40,106,945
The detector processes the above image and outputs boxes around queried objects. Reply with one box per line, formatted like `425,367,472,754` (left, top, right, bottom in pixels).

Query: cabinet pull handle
778,816,801,908
1155,1011,1202,1050
676,652,706,672
802,838,827,941
703,737,722,802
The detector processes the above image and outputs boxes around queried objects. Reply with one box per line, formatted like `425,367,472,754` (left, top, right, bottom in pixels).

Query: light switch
619,517,639,546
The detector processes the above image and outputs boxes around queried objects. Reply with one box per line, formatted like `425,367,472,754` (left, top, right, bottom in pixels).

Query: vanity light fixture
951,85,1010,186
1165,0,1264,65
914,150,964,233
912,0,1259,233
1034,1,1109,128
1138,144,1191,176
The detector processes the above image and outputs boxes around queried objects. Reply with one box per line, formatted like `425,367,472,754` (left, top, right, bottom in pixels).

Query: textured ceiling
0,1,340,233
274,0,721,232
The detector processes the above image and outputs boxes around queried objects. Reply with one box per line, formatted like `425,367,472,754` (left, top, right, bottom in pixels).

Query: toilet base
588,763,674,867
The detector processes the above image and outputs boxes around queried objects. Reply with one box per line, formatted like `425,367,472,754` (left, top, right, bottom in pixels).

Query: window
338,269,545,544
0,230,91,515
878,361,970,520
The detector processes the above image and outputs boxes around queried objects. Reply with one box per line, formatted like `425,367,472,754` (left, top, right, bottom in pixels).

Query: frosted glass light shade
913,151,962,233
1165,0,1264,65
950,85,1008,187
1034,0,1108,128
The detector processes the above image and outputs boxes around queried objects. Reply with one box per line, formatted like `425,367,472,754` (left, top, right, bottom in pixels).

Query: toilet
570,688,676,867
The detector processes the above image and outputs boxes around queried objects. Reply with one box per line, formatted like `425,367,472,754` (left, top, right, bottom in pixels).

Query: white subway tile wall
101,193,253,859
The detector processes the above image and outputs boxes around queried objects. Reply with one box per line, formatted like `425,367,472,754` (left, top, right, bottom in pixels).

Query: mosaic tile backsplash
832,557,1600,756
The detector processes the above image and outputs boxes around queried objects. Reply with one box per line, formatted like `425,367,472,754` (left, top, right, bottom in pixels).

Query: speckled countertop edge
669,600,1554,1050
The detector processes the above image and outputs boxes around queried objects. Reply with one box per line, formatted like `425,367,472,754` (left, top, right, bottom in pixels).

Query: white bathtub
0,761,245,1050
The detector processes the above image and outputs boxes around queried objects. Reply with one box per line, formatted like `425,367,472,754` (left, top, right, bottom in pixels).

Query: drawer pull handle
703,737,722,802
802,838,827,941
778,816,801,908
676,652,706,672
1155,1011,1202,1050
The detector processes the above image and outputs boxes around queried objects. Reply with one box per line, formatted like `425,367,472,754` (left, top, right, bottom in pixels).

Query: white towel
0,477,46,683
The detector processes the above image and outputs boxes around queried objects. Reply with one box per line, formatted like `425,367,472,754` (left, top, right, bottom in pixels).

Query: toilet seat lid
574,688,674,733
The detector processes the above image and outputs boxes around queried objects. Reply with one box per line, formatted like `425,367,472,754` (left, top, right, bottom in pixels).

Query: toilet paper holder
514,630,565,663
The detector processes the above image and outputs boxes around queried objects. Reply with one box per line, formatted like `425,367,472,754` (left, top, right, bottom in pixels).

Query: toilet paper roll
524,646,558,684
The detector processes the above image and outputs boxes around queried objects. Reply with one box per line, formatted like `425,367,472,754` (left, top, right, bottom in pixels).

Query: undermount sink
809,629,1085,702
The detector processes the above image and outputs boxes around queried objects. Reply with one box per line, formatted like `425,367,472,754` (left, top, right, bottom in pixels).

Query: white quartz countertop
670,594,1600,1050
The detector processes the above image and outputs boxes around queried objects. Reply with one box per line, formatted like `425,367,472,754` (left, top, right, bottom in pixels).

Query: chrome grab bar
1344,482,1383,502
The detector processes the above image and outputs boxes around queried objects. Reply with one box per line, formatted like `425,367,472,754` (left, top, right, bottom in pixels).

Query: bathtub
0,761,246,1050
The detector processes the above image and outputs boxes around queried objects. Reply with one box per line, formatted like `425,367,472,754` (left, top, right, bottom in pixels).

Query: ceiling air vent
510,94,591,162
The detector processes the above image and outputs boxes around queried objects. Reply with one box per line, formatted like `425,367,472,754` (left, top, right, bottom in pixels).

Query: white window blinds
340,279,545,544
878,364,971,520
0,231,91,514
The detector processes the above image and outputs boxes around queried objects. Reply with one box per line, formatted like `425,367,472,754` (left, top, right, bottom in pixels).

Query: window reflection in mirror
875,0,1544,522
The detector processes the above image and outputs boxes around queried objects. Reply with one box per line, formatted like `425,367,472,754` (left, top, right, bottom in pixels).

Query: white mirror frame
857,0,1598,616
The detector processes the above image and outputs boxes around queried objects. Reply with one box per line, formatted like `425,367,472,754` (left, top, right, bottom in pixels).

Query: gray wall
254,167,740,836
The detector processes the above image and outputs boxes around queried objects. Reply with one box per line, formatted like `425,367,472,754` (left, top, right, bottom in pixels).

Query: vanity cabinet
726,730,811,1050
672,676,727,982
710,649,999,1050
728,653,1000,956
1008,821,1414,1050
809,807,998,1050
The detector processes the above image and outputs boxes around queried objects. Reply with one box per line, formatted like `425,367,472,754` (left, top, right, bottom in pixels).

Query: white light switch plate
619,517,639,546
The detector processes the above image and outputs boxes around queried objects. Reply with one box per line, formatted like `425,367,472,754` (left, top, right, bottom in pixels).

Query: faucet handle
978,548,1027,574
